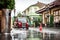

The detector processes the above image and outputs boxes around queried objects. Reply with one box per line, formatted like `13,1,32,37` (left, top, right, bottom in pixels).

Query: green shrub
50,15,54,27
33,17,42,27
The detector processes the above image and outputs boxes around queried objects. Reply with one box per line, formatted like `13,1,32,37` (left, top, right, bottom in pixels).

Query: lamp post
46,5,50,27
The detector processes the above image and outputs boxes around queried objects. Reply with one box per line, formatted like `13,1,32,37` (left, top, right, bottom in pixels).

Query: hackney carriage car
13,17,29,30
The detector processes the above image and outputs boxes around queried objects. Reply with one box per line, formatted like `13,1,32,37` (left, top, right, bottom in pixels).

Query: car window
18,17,27,23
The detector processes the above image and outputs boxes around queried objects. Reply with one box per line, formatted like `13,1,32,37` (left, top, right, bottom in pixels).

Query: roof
36,0,60,13
27,12,40,16
23,1,46,12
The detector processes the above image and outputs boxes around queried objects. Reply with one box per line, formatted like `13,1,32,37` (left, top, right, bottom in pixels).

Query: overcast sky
11,0,55,17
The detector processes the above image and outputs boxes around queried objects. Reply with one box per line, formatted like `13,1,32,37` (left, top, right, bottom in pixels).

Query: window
54,12,56,16
53,9,60,23
59,10,60,20
59,16,60,20
34,8,37,11
56,16,59,22
59,10,60,15
55,11,59,15
54,16,59,22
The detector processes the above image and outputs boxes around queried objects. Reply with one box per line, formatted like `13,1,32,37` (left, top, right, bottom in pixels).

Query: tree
0,0,15,33
0,0,15,9
6,0,15,9
0,0,5,9
50,15,54,27
17,13,22,17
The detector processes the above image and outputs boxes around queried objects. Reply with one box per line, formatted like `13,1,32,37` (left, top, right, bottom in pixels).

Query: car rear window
18,17,27,23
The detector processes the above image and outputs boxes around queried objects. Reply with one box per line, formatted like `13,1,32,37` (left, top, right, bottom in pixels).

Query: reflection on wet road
0,34,11,40
0,30,60,40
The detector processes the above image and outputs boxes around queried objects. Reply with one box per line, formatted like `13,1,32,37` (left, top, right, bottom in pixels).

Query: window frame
53,9,60,22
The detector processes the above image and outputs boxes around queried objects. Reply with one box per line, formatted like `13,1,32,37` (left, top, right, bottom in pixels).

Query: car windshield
18,17,27,23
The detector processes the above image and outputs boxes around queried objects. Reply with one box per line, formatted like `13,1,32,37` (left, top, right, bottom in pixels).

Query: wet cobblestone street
0,30,60,40
0,34,11,40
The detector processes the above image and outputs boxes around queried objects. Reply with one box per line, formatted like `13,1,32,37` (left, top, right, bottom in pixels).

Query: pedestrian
45,23,47,27
39,23,43,32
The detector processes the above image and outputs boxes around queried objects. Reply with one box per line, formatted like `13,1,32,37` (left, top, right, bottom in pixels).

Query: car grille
22,23,26,27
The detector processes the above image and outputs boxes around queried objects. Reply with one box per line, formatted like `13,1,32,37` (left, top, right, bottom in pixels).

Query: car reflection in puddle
0,31,60,40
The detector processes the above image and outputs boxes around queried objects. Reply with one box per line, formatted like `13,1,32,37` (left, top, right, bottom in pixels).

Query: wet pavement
0,30,60,40
0,33,11,40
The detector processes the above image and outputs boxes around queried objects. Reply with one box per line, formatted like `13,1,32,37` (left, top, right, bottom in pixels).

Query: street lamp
45,5,50,27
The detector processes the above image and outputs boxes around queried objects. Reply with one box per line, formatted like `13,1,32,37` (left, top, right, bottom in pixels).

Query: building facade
36,0,60,27
22,2,46,27
22,2,46,16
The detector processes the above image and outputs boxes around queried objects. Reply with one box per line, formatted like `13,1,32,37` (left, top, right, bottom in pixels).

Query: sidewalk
29,27,60,34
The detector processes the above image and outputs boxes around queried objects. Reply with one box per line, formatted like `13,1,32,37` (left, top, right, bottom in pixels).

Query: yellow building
36,0,60,27
22,2,46,27
22,1,46,16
